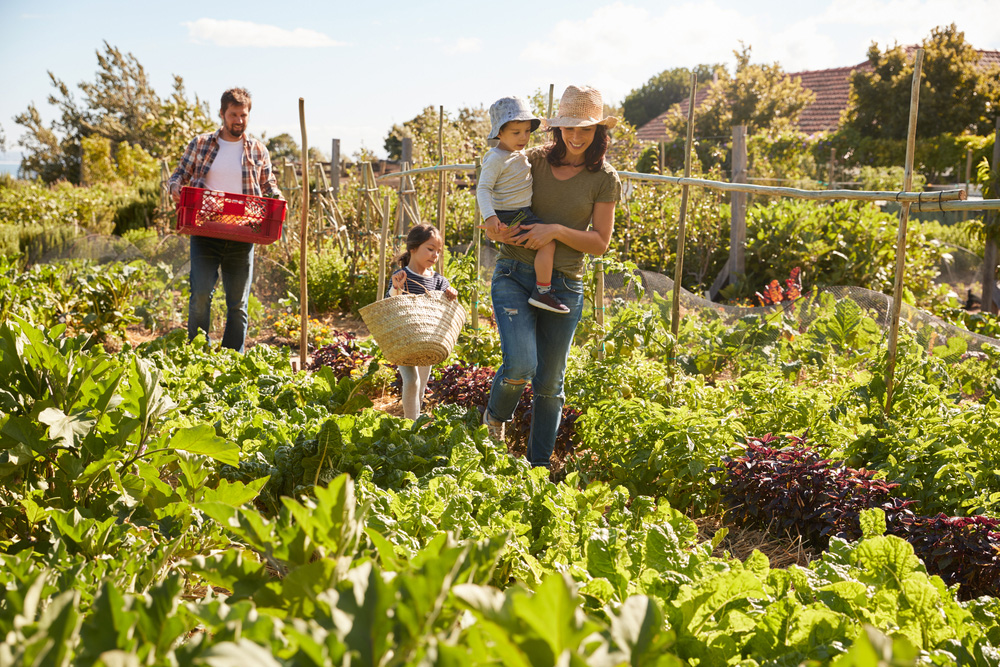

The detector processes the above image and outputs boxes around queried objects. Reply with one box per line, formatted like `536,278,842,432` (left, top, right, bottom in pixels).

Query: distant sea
0,163,20,178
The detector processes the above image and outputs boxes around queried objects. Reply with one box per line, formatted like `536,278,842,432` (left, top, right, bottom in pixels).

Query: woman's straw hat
545,85,618,129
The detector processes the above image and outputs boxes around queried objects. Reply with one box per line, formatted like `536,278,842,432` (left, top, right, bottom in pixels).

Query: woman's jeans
486,258,584,467
188,236,254,353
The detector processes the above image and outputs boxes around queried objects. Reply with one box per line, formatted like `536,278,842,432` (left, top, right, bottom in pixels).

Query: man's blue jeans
188,235,254,353
486,258,584,467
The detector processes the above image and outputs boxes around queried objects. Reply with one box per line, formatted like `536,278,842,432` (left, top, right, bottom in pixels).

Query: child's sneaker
529,288,570,314
482,409,505,441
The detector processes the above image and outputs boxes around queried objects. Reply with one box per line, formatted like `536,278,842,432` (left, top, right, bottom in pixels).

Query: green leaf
202,477,269,507
167,424,239,466
859,508,887,539
38,406,95,450
18,497,49,525
195,639,283,666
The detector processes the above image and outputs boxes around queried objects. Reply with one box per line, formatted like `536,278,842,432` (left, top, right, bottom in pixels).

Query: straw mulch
695,515,816,569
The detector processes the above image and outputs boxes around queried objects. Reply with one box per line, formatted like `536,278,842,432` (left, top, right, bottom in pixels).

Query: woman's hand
514,223,559,250
477,218,526,245
391,270,407,293
444,286,458,301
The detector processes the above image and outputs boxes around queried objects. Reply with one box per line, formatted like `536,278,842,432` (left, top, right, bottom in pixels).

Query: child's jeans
399,365,431,420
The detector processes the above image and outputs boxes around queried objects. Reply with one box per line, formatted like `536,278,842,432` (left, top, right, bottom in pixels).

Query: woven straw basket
360,291,467,366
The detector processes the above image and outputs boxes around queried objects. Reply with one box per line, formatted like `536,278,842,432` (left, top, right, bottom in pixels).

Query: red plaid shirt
168,129,282,199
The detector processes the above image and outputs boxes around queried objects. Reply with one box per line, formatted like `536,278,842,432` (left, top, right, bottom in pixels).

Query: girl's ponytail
393,249,411,269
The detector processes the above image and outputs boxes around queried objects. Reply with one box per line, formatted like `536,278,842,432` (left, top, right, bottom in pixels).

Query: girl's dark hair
393,223,441,269
545,125,610,172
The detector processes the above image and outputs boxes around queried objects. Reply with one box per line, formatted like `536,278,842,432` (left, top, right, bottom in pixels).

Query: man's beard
227,124,245,138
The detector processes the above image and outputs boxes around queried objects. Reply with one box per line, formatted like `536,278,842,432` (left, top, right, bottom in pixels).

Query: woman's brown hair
545,125,610,172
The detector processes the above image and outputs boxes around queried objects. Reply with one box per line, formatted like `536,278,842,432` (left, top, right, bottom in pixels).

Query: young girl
386,224,458,421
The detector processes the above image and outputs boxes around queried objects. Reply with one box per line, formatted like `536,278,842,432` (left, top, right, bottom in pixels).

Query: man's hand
170,184,181,205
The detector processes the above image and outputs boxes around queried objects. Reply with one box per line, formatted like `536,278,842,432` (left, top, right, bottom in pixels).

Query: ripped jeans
485,258,584,467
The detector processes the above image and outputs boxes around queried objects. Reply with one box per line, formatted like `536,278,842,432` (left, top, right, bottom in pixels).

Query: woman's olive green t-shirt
498,146,621,280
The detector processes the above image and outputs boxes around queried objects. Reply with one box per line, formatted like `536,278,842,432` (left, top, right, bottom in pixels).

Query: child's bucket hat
488,96,541,140
545,85,618,129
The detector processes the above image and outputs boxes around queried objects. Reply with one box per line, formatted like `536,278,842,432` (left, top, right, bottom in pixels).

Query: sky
1,0,998,163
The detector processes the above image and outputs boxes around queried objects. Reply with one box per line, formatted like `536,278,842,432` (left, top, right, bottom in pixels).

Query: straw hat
488,96,541,140
545,85,618,129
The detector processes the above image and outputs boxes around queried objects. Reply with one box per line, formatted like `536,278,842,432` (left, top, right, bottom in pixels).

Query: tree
0,123,6,152
664,46,815,140
622,65,720,128
266,133,301,161
141,77,216,160
843,24,998,139
383,106,490,164
15,42,210,183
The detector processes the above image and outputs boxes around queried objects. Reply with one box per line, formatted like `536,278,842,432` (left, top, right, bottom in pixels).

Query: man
168,87,282,353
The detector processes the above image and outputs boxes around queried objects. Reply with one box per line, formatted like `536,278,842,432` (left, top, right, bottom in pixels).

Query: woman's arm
517,201,616,256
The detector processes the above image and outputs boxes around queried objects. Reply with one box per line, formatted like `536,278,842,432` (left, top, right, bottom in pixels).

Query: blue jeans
486,258,584,467
188,235,254,352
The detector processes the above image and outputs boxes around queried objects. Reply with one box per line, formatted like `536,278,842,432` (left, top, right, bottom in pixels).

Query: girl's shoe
529,288,570,314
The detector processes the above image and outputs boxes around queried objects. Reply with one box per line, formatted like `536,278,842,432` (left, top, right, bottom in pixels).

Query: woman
480,84,622,469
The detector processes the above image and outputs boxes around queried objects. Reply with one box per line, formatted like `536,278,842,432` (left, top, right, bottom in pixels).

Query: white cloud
445,37,483,54
183,18,343,48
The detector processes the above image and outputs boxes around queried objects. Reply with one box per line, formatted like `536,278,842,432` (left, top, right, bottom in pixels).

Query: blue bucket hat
488,96,541,141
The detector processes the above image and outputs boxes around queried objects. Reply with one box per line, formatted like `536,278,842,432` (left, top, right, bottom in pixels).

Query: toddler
477,96,568,314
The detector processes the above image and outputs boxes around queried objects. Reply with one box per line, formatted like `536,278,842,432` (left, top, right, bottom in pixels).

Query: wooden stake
437,105,445,274
298,98,310,371
472,155,481,331
378,193,390,302
595,258,605,360
670,74,698,353
884,49,924,415
983,117,1000,314
330,139,340,199
730,125,747,281
547,84,554,119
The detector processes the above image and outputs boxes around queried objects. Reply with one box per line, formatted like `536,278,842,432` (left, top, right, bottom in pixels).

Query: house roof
636,49,1000,142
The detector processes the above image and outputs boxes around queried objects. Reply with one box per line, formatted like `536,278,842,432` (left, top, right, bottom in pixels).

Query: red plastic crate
176,187,286,244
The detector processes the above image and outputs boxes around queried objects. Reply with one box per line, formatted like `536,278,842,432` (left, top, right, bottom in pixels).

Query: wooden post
827,147,836,189
298,98,310,371
964,148,972,222
377,193,391,302
437,105,446,274
401,137,413,167
547,84,555,119
730,125,747,281
659,141,666,174
983,118,1000,314
330,139,340,199
671,74,698,349
595,258,605,360
884,49,924,415
472,155,481,331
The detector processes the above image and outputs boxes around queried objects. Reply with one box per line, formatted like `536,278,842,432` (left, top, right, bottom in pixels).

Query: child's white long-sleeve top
476,147,533,220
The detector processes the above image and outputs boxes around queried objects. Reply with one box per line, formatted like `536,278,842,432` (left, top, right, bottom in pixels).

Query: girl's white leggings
398,365,431,420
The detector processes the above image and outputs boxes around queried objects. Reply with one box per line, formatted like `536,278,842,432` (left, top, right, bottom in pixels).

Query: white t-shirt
205,138,244,194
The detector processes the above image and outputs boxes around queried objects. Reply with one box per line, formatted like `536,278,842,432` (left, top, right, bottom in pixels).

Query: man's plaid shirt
168,129,283,198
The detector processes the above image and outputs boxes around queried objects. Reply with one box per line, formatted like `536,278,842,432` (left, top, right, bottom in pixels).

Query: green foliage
844,24,1000,140
622,64,720,128
857,165,927,192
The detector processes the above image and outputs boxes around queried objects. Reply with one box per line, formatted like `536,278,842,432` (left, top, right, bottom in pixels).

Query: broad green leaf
38,406,95,450
859,508,887,539
202,477,269,507
167,424,239,466
196,639,283,666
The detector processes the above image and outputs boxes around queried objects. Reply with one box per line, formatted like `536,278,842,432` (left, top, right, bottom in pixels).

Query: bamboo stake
298,98,310,371
377,193,390,302
595,258,605,360
547,84,554,119
911,198,1000,212
670,74,698,359
617,171,966,203
472,155,481,331
884,49,924,415
376,164,476,181
437,105,445,275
